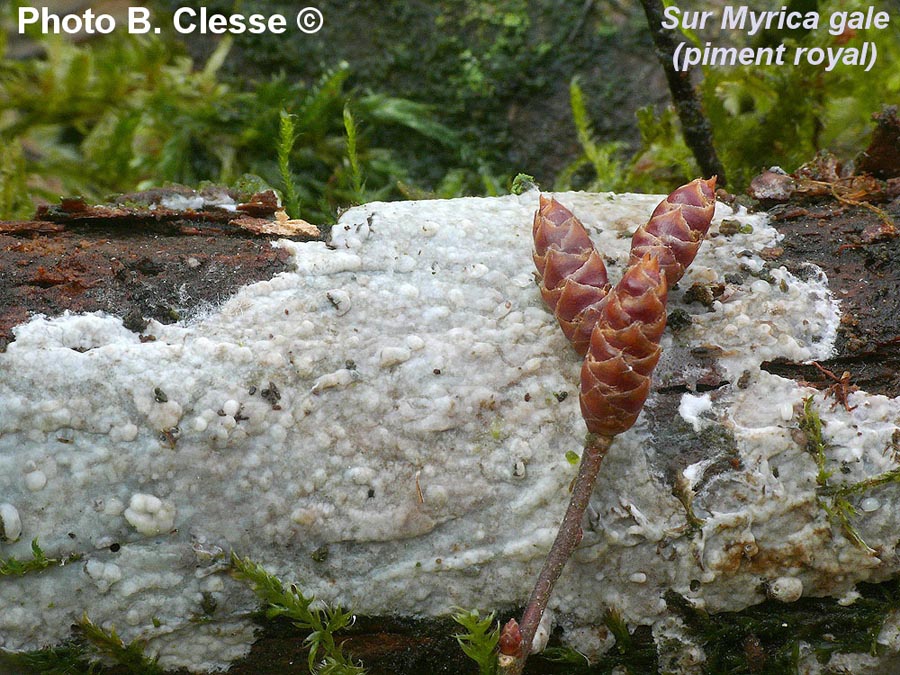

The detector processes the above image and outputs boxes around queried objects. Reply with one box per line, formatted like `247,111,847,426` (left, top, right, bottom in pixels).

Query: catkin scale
532,196,610,356
629,177,717,288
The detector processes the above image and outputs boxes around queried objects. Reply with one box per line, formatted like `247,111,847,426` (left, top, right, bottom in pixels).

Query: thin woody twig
638,0,727,184
499,434,612,674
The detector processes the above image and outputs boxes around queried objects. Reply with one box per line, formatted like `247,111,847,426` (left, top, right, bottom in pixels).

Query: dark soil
224,613,625,675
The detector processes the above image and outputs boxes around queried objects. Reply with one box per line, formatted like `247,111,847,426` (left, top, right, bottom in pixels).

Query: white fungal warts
148,400,183,431
860,497,880,512
123,493,176,536
24,468,47,492
405,334,425,351
0,503,22,542
84,559,123,593
380,346,411,368
768,576,803,603
678,392,713,432
311,368,358,393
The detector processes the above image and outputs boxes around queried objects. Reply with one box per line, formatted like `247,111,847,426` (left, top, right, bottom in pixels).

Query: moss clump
452,608,500,675
0,614,163,675
230,552,366,674
76,613,164,675
666,577,900,674
0,539,81,577
0,643,94,675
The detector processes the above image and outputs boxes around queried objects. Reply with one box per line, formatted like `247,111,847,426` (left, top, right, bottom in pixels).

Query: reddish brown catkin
629,176,717,288
505,181,716,675
580,253,667,436
532,195,611,356
579,177,716,437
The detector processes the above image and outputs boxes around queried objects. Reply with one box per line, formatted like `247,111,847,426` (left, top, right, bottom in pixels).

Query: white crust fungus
1,192,888,673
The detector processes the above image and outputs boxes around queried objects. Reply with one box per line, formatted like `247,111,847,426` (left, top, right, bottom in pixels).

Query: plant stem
638,0,727,185
501,433,613,674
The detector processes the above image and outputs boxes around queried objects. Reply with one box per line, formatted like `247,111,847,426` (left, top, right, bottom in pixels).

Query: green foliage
541,645,590,665
625,106,699,191
230,552,365,675
541,607,659,674
698,0,900,189
397,163,505,201
510,173,537,194
563,0,900,192
451,608,500,675
799,396,831,486
603,607,631,654
0,33,457,222
277,110,301,219
557,79,702,194
819,460,900,555
555,77,627,193
0,138,30,219
358,93,459,149
438,0,535,102
76,613,163,675
0,539,80,577
798,396,900,554
798,395,867,550
343,104,365,204
0,643,98,675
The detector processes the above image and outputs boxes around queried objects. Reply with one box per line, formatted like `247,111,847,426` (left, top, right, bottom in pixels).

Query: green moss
799,396,831,487
277,110,301,219
0,139,31,220
230,552,366,674
666,577,900,674
0,539,81,577
672,474,706,533
510,173,537,195
797,396,900,554
76,613,164,675
554,77,627,193
0,643,96,675
2,613,165,674
0,32,457,222
452,608,500,675
543,608,659,674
